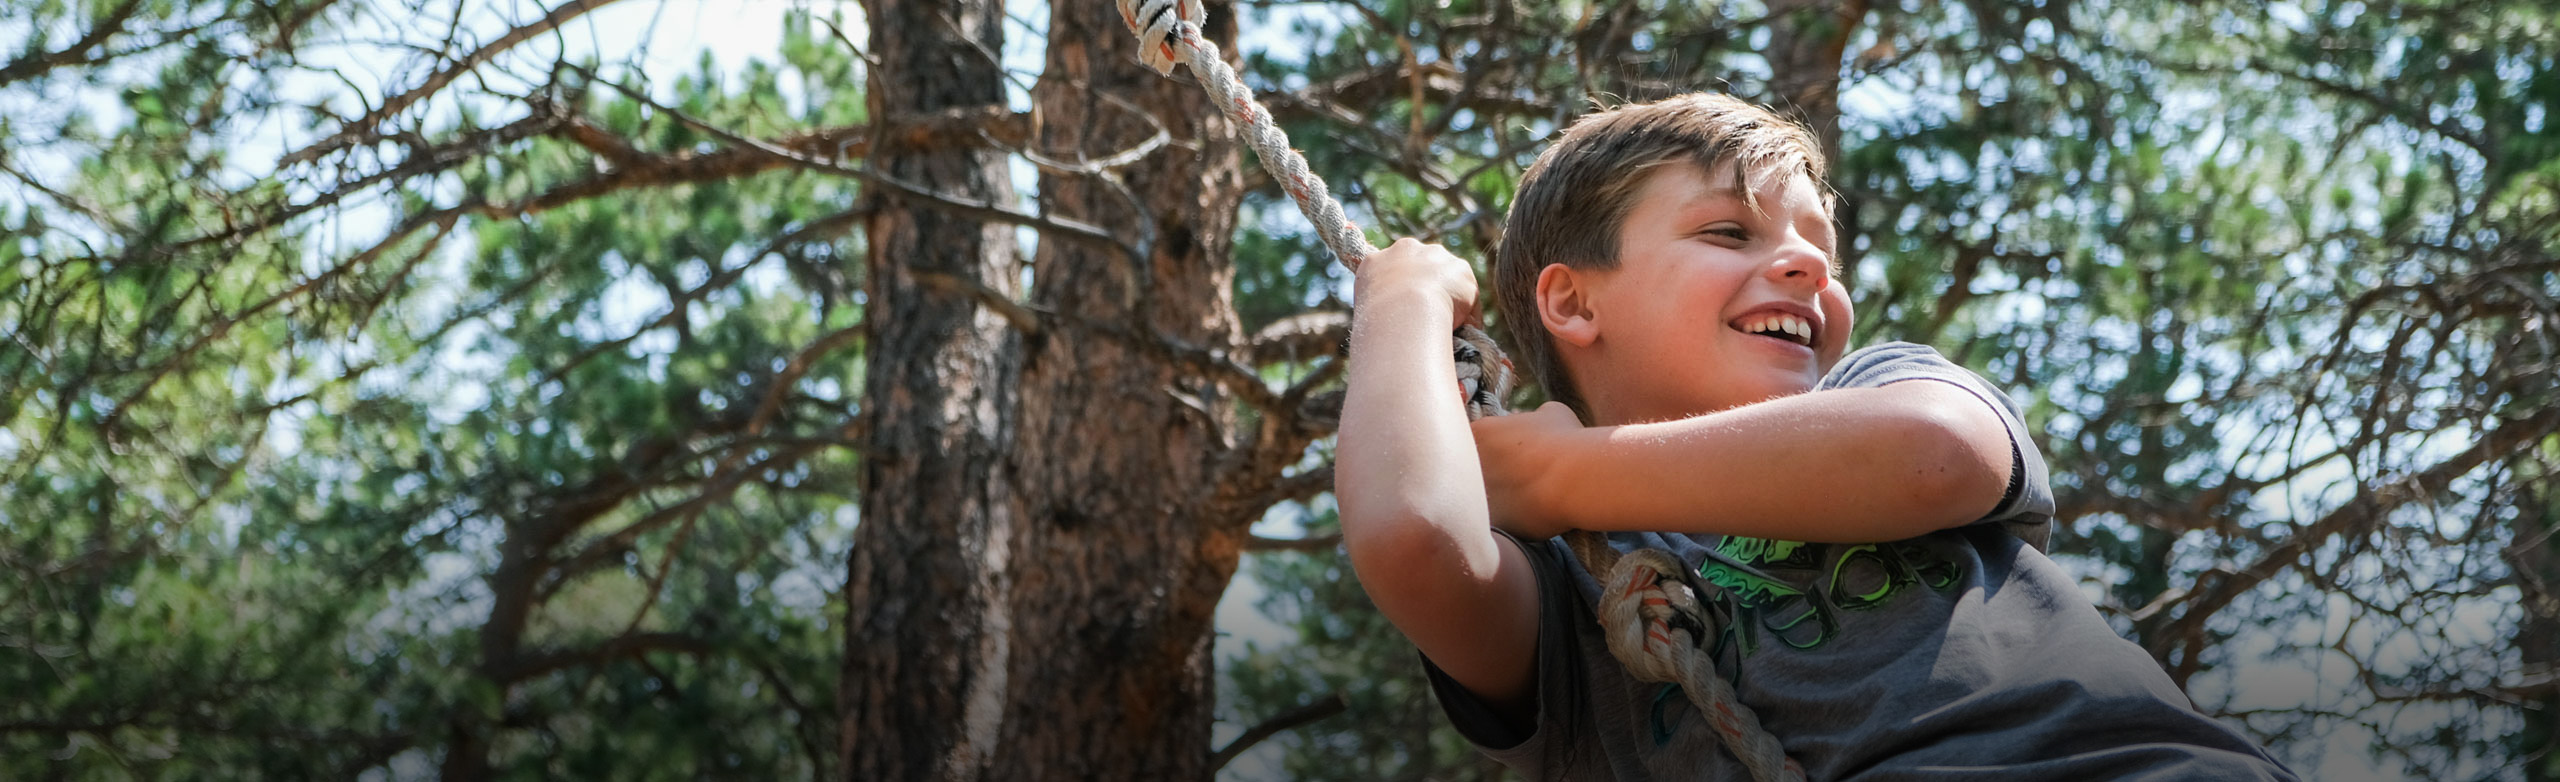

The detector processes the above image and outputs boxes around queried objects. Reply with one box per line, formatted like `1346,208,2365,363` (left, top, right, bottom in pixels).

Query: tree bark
988,0,1250,776
839,0,1024,777
839,0,1256,777
1763,0,1868,169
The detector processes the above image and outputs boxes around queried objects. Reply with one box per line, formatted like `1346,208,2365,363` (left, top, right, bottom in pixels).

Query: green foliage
3,3,865,777
1223,508,1507,782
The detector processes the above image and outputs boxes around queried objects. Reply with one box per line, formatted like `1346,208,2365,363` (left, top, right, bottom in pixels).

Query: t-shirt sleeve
1418,531,1583,773
1818,341,2057,547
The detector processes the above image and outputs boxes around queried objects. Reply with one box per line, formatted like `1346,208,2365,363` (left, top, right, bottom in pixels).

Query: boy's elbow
1341,508,1500,610
1895,393,2014,528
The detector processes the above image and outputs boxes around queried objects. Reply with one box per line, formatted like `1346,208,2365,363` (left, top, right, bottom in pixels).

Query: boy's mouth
1731,311,1817,348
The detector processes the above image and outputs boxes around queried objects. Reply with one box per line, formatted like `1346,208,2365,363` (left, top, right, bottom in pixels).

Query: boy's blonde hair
1492,93,1828,416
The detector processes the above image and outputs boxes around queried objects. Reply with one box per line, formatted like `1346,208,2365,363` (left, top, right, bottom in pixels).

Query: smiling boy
1336,94,2295,780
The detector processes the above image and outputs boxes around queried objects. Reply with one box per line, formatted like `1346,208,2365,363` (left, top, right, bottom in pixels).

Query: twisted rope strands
1589,546,1806,782
1128,0,1370,267
1124,0,1511,417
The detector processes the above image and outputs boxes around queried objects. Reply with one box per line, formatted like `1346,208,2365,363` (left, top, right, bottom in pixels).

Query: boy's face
1565,161,1853,420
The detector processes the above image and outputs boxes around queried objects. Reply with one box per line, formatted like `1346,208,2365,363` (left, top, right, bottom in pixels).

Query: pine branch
277,0,634,167
490,632,718,683
1246,532,1342,552
571,66,1139,264
1209,692,1348,771
0,0,150,89
2150,406,2560,685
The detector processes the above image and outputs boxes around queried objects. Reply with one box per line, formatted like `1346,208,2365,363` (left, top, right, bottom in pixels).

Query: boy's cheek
1818,288,1856,360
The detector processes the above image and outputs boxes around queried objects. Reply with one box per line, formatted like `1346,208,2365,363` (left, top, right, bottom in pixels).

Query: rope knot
1595,549,1709,682
1118,0,1205,75
1453,328,1514,419
1591,544,1806,782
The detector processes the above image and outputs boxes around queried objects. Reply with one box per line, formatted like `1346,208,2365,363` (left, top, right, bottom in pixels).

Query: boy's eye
1701,226,1748,241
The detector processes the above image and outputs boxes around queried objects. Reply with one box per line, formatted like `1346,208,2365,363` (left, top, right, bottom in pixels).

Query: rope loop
1120,0,1202,75
1594,549,1709,682
1593,547,1807,782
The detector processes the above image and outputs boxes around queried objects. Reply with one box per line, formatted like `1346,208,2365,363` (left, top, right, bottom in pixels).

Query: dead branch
279,0,634,167
1247,309,1350,366
1246,533,1343,552
490,632,717,684
572,67,1134,263
2151,405,2560,685
0,0,150,89
1209,692,1348,771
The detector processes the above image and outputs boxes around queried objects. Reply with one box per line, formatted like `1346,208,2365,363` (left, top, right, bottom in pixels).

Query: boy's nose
1764,243,1832,289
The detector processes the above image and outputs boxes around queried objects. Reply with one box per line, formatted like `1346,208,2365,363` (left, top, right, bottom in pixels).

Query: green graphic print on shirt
1644,536,1970,746
1697,536,1965,655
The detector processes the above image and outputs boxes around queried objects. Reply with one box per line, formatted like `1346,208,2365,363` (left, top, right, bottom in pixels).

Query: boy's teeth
1740,313,1813,345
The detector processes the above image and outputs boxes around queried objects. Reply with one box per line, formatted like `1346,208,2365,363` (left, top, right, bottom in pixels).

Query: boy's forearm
1333,246,1539,717
1549,382,2012,543
1335,288,1499,573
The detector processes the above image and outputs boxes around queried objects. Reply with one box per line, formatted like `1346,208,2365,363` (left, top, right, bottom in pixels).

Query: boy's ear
1535,263,1601,348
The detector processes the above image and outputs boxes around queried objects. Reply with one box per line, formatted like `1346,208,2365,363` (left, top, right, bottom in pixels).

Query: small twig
905,268,1045,337
903,262,1290,415
278,0,633,167
1210,692,1348,771
1246,309,1350,366
1245,533,1341,552
569,65,1143,265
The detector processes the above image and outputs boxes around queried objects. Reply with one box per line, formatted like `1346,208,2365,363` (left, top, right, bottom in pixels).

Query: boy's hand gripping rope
1117,3,1805,780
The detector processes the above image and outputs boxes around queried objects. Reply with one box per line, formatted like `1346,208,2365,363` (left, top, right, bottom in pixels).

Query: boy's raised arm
1336,239,1540,721
1475,379,2017,544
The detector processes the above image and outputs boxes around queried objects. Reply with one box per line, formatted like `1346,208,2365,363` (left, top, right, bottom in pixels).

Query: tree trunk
1763,0,1868,169
839,0,1024,777
840,0,1257,777
989,0,1250,776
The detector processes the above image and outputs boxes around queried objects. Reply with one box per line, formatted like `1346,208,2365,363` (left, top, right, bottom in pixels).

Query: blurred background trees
0,0,2550,779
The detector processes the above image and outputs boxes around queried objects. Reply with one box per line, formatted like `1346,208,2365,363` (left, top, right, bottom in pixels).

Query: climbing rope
1117,3,1804,779
1570,538,1806,782
1118,0,1511,418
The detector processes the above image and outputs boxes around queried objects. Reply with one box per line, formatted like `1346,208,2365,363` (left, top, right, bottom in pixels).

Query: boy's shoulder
1817,341,1980,390
1821,340,2056,548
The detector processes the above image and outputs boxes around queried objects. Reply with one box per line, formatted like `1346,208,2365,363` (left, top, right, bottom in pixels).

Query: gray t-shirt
1423,342,2296,781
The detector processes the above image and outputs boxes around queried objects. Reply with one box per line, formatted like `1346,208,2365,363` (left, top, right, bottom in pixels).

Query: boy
1335,93,2295,780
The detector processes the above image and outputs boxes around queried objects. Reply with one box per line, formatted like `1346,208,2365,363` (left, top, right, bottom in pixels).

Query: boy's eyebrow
1684,185,1787,222
1675,186,1750,218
